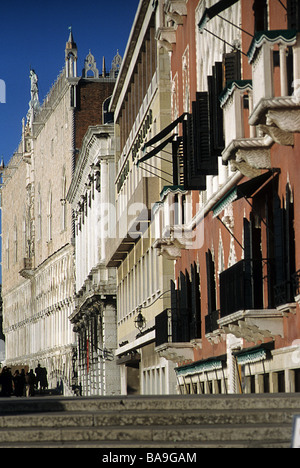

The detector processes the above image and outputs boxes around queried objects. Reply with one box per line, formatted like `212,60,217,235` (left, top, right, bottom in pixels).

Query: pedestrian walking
25,369,36,397
13,370,24,397
40,367,48,393
0,367,13,397
35,363,42,392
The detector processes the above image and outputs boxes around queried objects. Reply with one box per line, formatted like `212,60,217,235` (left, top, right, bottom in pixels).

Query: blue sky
0,0,139,165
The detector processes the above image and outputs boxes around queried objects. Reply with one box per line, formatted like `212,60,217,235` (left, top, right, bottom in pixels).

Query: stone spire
65,27,78,78
102,56,106,77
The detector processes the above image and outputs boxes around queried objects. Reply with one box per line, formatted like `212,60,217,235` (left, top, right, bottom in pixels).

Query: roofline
109,0,152,115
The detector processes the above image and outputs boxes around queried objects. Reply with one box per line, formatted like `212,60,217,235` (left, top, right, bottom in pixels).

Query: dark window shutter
223,50,241,87
172,139,180,186
243,218,253,308
265,196,275,308
273,194,285,286
287,0,300,29
170,280,179,343
208,63,225,158
193,92,213,175
183,115,206,190
285,184,296,285
179,271,188,310
206,250,216,315
170,279,178,311
179,271,190,342
190,262,201,340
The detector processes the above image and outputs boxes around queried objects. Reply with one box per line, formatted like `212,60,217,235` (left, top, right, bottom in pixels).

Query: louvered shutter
172,139,180,186
208,63,225,158
190,262,201,340
287,0,300,29
285,184,296,301
193,92,214,175
170,279,177,311
223,50,241,86
183,115,206,190
243,218,253,309
179,271,190,342
206,250,216,315
273,194,285,286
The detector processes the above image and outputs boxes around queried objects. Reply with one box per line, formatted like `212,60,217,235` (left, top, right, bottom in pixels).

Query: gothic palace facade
1,31,119,394
3,0,300,397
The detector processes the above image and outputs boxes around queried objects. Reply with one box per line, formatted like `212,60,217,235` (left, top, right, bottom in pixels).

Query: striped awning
212,170,278,218
248,29,297,63
176,358,224,377
236,349,267,366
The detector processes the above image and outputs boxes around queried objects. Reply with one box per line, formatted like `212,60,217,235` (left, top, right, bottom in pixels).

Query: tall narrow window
287,0,300,30
6,236,9,270
22,216,27,257
13,221,18,264
61,170,67,232
253,0,268,33
37,185,42,241
206,250,216,315
47,190,52,242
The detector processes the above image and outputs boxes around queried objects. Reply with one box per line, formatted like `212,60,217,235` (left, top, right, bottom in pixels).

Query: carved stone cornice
155,342,194,363
165,0,187,17
222,135,272,178
218,309,284,344
249,96,300,139
164,0,188,26
205,329,226,345
154,226,194,260
258,124,294,146
156,27,176,51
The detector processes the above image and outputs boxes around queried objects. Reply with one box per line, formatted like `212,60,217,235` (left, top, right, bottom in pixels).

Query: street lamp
134,310,146,333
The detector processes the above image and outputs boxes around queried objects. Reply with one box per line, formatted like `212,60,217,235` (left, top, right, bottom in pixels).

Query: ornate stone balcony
19,257,35,279
248,30,300,145
222,134,273,178
221,31,300,178
153,186,193,260
218,309,284,344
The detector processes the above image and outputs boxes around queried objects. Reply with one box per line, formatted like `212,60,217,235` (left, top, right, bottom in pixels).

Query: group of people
0,364,48,397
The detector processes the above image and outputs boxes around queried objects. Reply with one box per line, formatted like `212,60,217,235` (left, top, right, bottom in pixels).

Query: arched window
103,96,114,124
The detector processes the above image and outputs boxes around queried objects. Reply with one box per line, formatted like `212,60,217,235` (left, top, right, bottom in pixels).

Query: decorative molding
83,51,99,79
266,109,300,133
222,135,272,178
156,27,176,50
165,0,187,17
3,296,74,334
155,342,194,363
154,226,194,260
218,309,284,344
249,96,300,127
259,124,294,146
205,329,226,345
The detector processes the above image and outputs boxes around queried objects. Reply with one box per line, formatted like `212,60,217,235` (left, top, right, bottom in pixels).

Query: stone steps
0,394,298,448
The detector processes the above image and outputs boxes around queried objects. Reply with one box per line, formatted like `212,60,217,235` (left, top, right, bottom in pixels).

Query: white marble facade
67,124,120,396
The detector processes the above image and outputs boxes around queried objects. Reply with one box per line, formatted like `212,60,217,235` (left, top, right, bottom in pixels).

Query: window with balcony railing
155,265,201,347
220,258,264,318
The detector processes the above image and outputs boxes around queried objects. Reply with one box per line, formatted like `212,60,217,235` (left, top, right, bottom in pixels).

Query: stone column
102,302,121,395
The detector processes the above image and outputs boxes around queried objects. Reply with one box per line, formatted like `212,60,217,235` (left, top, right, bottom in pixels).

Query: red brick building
151,0,300,394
